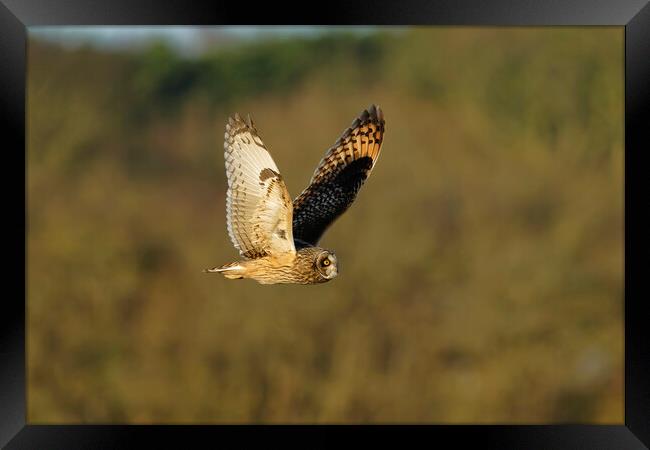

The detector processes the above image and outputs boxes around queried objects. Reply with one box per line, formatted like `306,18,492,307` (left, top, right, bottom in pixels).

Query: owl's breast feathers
222,248,328,285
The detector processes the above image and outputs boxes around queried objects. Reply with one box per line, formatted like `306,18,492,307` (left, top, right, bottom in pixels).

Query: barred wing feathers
292,104,385,247
224,114,295,258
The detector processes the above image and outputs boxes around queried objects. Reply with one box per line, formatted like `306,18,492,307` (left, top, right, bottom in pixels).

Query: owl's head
315,251,338,280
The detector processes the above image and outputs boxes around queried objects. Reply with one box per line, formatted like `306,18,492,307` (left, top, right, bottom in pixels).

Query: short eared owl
204,105,385,284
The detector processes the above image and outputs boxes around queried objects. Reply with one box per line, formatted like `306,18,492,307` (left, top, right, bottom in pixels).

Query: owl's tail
203,261,245,279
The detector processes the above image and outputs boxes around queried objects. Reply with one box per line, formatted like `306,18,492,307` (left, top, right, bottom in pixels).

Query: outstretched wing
292,104,385,248
224,113,295,259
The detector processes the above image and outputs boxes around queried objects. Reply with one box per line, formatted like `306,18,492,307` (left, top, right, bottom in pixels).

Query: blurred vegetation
27,27,623,423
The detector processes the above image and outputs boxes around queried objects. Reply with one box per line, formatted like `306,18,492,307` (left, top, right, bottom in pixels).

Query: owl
204,104,385,284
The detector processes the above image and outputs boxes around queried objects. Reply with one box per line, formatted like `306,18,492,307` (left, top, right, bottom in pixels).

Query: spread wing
292,104,385,248
224,113,295,259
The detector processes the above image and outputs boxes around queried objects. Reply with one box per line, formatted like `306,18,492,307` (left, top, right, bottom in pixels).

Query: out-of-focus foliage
27,28,623,423
131,33,387,112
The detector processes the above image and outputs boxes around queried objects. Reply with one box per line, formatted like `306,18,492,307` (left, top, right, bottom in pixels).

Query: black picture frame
2,1,649,448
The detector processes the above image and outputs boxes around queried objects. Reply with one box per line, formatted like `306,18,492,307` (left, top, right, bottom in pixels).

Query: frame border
3,1,648,448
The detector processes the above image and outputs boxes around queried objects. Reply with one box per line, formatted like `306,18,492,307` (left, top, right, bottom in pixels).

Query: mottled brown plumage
205,105,385,285
213,247,337,285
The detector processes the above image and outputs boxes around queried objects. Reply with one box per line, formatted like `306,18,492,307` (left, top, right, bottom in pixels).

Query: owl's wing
292,105,385,247
224,113,296,259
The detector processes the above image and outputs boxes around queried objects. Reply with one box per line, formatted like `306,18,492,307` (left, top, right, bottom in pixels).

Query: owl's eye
322,259,330,267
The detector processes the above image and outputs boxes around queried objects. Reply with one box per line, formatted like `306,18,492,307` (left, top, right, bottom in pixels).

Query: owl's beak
329,261,339,279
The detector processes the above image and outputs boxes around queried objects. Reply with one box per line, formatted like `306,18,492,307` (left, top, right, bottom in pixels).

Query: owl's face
315,251,338,280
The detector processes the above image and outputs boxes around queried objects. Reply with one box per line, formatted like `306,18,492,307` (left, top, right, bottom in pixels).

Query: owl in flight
204,105,385,284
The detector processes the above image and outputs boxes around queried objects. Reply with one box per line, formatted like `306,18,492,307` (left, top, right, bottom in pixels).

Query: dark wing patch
292,105,385,247
259,168,281,182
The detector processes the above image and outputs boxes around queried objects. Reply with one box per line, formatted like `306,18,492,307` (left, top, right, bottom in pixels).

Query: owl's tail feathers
203,262,245,279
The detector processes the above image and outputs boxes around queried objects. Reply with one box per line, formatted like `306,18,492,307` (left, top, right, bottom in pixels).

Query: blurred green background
27,26,623,423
